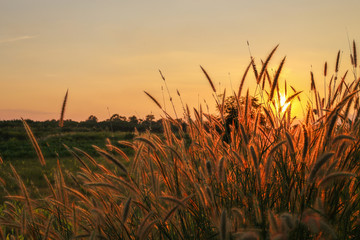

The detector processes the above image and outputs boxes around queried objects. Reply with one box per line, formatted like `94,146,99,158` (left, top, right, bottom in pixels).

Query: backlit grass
1,44,360,239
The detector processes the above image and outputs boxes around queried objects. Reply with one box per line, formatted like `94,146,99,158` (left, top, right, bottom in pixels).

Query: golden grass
1,43,360,239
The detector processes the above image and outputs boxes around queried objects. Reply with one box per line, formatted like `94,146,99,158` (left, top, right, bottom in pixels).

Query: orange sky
0,0,359,121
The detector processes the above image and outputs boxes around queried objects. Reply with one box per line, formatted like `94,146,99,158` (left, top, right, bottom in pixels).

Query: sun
278,93,290,114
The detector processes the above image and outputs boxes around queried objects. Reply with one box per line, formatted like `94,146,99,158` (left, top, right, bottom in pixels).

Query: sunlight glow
279,93,290,114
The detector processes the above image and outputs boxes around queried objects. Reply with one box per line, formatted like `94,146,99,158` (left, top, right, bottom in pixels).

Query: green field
0,129,135,201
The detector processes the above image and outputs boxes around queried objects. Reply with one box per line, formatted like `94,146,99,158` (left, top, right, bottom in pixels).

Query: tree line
0,113,166,135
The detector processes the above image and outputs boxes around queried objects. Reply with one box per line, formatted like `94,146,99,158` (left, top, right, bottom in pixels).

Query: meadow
1,44,360,239
0,123,135,202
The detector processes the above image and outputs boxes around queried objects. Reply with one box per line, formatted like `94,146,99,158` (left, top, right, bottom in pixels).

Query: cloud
0,35,37,44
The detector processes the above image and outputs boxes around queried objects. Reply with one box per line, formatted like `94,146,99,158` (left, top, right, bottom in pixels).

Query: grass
1,44,360,239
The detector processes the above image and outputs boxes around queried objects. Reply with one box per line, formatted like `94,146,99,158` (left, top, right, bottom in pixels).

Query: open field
1,46,360,239
0,124,135,160
0,129,135,203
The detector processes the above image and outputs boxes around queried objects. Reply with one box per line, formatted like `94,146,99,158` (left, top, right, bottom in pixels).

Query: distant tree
220,95,265,143
110,114,126,121
145,114,155,122
128,115,138,124
86,115,98,123
221,95,262,122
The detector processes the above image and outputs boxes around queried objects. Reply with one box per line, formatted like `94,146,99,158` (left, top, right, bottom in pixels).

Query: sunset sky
1,0,359,121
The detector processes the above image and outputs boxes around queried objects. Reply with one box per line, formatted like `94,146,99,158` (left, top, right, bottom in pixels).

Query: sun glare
278,93,290,113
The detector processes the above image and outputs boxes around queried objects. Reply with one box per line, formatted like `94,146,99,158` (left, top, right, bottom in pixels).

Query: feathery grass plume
327,76,333,106
302,125,309,160
232,151,245,167
59,89,68,127
65,187,93,206
159,69,166,81
220,209,227,240
353,40,357,67
106,143,130,162
136,211,154,236
238,62,252,98
176,89,187,114
332,71,348,104
105,174,139,194
352,77,360,90
309,152,335,182
144,91,162,109
262,106,275,128
251,57,259,80
261,73,266,90
73,147,98,166
63,144,91,172
85,182,123,194
122,197,132,223
327,90,358,125
269,57,286,101
343,97,353,121
285,91,302,104
265,141,286,179
324,61,328,77
239,123,249,145
159,69,178,119
319,172,355,187
218,157,225,181
253,111,260,135
335,50,341,73
244,89,249,126
250,146,258,169
22,118,46,166
134,137,157,151
332,134,356,144
310,71,316,91
55,159,69,206
316,92,322,116
163,205,180,222
265,68,272,86
333,50,342,99
92,145,128,175
43,174,56,198
200,65,216,93
285,132,295,154
9,164,34,223
257,45,279,83
323,63,328,107
162,195,194,213
138,219,158,240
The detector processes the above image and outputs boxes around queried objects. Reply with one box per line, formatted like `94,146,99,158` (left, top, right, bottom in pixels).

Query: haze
0,0,359,121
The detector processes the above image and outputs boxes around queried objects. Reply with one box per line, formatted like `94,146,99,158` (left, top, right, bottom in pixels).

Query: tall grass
1,44,360,240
